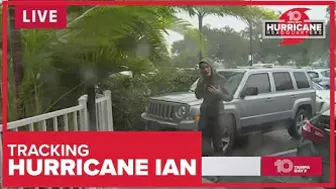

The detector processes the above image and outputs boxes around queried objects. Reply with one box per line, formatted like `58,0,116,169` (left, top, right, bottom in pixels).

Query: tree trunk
302,48,309,67
8,6,24,119
198,14,203,61
87,83,97,131
248,19,253,66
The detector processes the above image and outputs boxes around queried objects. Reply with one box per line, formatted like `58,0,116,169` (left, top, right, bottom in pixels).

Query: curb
268,148,297,156
202,177,214,183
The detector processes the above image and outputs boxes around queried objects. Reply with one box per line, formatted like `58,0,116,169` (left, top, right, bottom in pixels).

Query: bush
101,69,199,131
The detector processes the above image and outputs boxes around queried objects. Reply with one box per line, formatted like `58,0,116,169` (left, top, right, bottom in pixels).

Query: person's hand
208,85,221,95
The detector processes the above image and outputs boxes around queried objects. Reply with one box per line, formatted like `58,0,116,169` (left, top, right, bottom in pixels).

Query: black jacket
195,59,233,116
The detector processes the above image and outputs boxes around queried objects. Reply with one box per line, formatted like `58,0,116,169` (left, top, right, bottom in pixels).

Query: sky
165,5,329,47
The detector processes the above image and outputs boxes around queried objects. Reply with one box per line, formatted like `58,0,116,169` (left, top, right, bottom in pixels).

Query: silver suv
141,68,316,148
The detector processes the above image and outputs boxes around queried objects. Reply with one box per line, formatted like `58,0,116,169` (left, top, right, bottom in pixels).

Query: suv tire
221,114,236,156
288,109,310,139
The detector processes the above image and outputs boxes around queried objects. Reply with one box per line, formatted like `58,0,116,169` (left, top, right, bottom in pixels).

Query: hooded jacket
195,58,233,116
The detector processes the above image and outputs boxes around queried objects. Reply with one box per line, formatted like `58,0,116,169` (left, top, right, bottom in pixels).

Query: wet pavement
232,129,301,156
203,129,320,185
125,129,327,189
202,128,301,156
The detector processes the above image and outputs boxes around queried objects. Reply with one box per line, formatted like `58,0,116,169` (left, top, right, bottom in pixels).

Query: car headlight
176,105,188,118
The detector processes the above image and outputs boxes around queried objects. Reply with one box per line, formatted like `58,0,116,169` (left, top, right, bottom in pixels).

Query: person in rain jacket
195,58,233,156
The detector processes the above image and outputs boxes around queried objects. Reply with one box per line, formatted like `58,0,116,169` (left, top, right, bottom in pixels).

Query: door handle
290,95,297,98
265,98,273,102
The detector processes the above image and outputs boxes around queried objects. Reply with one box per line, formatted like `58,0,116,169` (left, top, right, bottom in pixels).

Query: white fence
1,90,114,132
96,91,114,131
0,90,114,188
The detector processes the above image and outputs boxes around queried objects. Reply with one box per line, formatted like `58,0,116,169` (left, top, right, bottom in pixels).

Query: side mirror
240,87,258,98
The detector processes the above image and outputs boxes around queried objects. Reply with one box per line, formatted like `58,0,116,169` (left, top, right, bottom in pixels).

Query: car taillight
302,121,311,132
302,121,324,142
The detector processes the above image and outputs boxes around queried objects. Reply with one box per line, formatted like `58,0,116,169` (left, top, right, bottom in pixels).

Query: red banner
2,131,202,187
14,0,67,29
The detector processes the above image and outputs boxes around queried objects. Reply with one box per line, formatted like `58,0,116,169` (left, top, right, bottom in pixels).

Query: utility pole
248,19,253,66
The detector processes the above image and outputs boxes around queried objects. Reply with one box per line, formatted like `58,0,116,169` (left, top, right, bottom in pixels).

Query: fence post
78,95,89,131
103,90,114,131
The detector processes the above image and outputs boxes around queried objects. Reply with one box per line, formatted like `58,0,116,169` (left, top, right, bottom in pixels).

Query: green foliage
7,6,182,120
180,6,278,21
5,5,298,131
101,69,198,131
173,20,329,68
172,25,249,67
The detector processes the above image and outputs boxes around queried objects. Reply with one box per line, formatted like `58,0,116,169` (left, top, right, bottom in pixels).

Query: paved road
128,129,326,188
232,128,301,156
202,128,301,156
203,128,310,184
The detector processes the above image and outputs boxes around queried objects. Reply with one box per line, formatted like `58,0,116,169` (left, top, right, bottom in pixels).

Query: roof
308,68,329,72
217,67,307,73
217,68,247,72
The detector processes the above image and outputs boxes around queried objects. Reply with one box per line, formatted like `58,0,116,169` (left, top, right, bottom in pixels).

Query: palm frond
220,6,278,22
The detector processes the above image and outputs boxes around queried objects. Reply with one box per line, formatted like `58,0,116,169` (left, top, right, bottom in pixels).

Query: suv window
223,72,245,95
189,79,199,92
321,70,330,77
189,71,245,95
307,71,319,79
293,72,310,89
245,73,271,94
273,72,294,91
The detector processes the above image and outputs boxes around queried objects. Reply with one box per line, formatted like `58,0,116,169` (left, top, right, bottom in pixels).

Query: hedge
101,69,199,130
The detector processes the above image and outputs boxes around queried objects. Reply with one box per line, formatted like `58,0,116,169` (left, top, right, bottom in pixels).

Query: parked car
318,80,336,90
312,81,329,90
307,69,330,83
296,109,335,184
141,68,317,154
307,68,336,89
312,81,335,114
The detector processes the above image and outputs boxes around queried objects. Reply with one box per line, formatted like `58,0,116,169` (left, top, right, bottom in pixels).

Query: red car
297,109,335,185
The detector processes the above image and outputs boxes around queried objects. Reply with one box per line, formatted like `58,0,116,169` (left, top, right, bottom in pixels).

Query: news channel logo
274,159,294,173
262,8,326,43
274,159,310,174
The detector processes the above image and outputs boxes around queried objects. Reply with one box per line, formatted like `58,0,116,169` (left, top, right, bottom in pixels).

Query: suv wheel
221,115,235,155
221,127,234,155
288,109,310,139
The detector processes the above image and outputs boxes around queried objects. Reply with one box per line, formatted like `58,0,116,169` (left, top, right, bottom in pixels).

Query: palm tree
54,6,186,130
8,6,24,119
180,6,278,60
7,6,279,131
9,6,186,128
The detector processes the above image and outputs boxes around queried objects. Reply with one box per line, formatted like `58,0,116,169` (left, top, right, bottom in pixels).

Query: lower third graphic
261,156,322,176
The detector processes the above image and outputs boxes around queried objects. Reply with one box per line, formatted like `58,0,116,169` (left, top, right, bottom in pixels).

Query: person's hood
199,58,217,76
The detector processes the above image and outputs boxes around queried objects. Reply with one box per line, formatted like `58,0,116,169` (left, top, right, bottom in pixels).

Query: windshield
312,81,327,90
189,79,199,92
320,70,330,77
189,71,245,95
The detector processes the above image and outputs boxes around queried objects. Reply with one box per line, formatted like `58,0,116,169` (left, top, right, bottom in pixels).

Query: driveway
233,128,301,156
203,129,309,184
202,128,301,156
